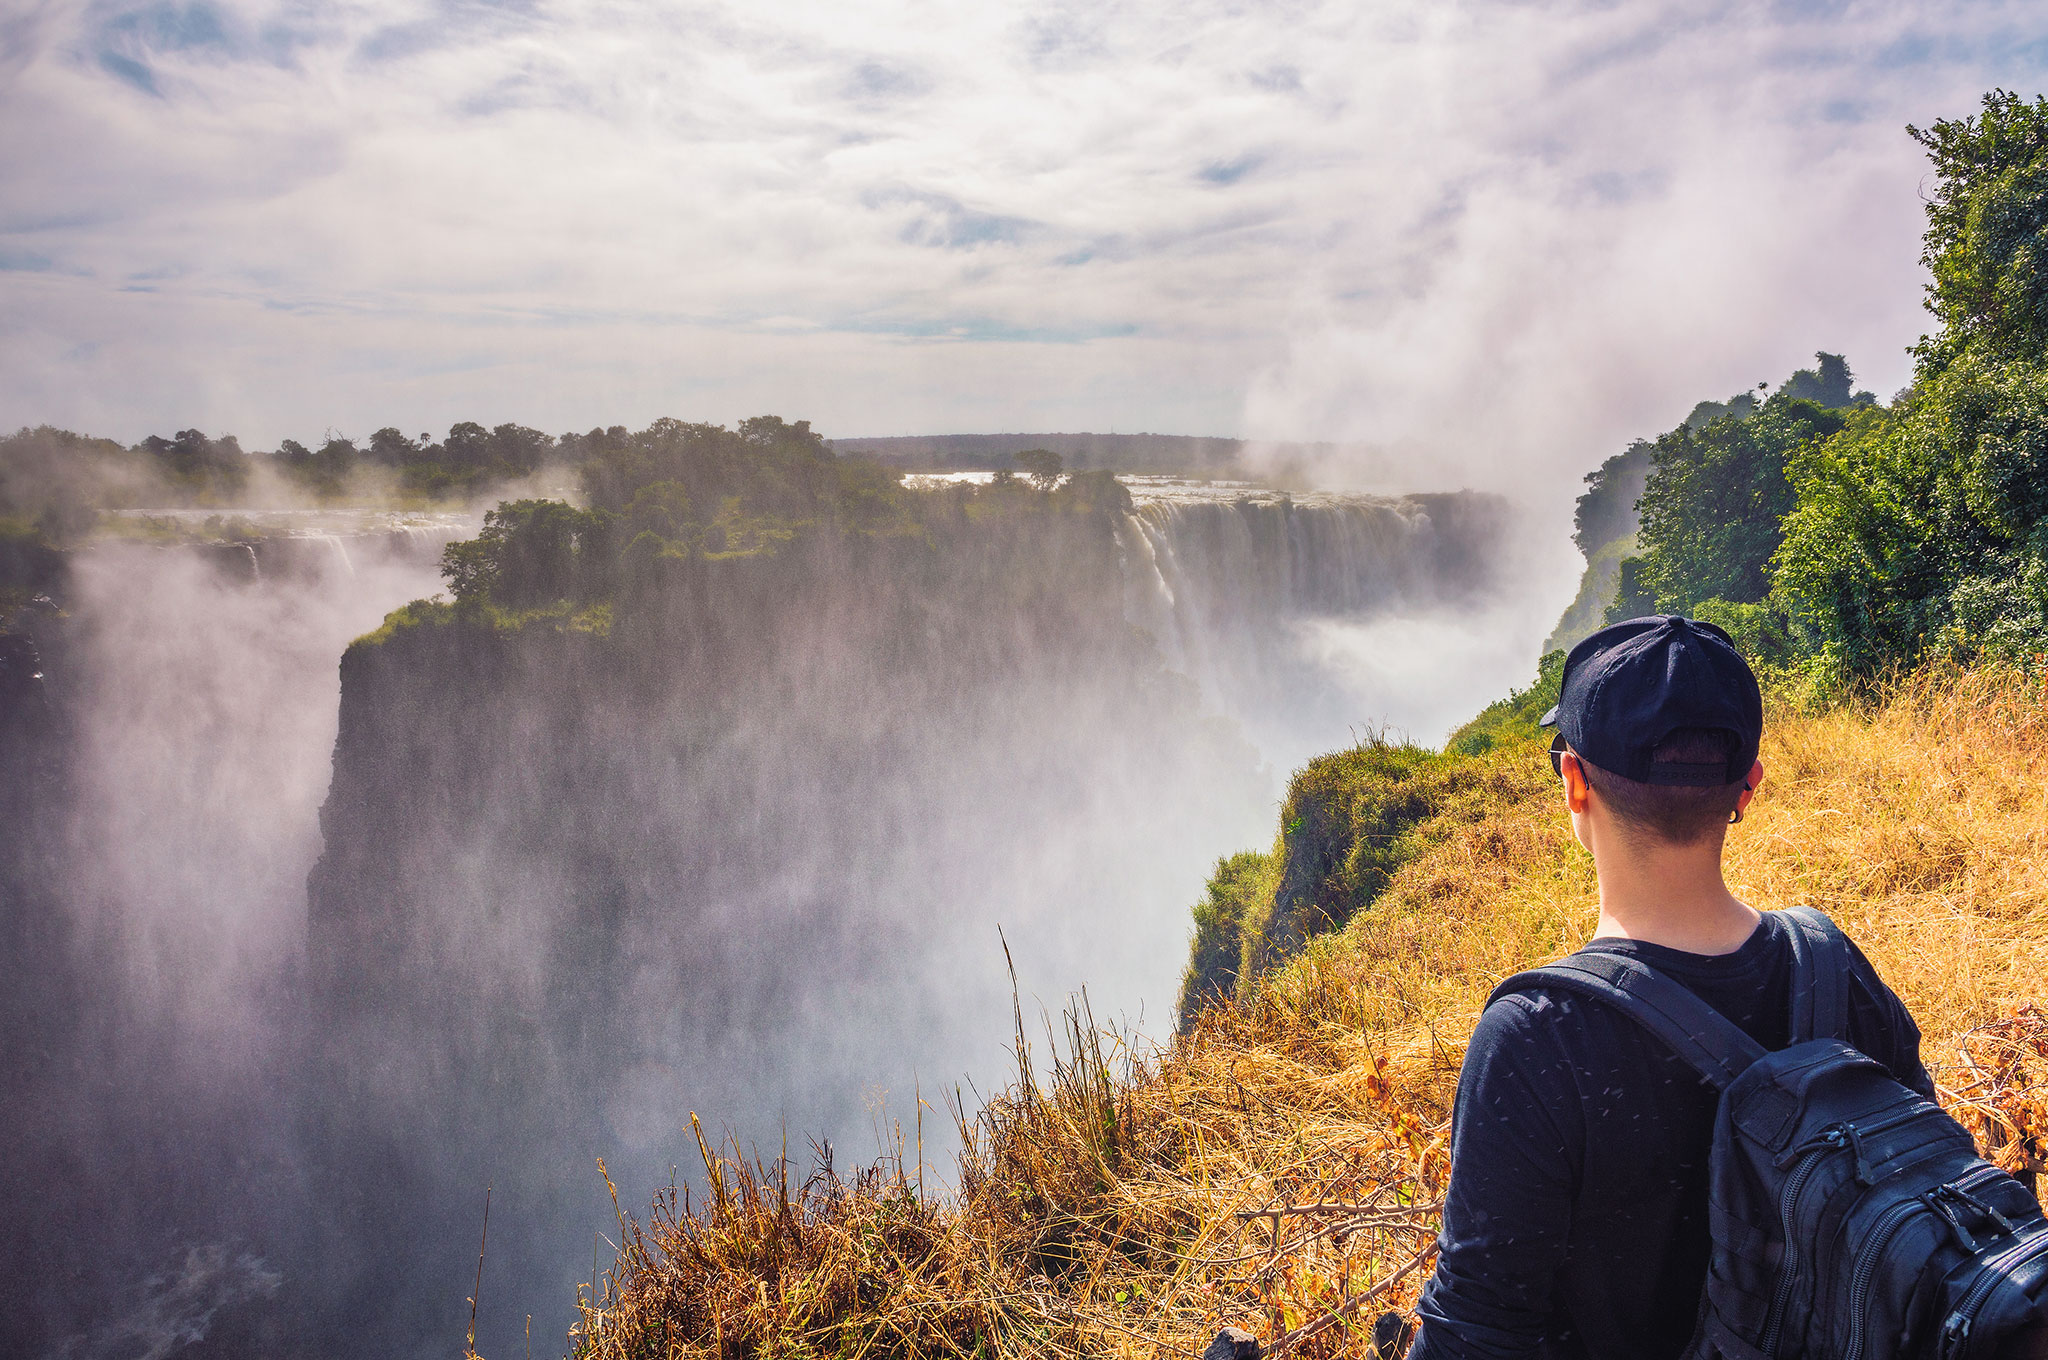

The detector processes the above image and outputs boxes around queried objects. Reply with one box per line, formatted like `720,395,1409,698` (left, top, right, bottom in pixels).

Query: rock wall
302,508,1270,1355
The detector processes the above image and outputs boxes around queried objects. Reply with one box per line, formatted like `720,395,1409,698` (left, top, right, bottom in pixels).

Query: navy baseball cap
1539,615,1761,786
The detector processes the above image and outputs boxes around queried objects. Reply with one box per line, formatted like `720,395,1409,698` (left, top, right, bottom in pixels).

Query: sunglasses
1549,731,1569,777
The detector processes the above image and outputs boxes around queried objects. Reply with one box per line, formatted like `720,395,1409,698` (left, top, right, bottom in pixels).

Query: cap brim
1537,706,1560,727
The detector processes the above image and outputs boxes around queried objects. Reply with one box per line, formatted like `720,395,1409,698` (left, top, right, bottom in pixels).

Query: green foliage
275,434,361,498
427,416,1133,623
1553,354,1870,648
353,598,457,647
1573,442,1652,557
1248,740,1466,976
1179,730,1553,1026
1780,352,1878,410
1013,448,1064,491
1607,554,1660,623
0,426,149,542
1620,394,1851,617
1446,649,1565,757
0,519,64,611
1771,96,2048,681
267,421,567,500
1689,596,1799,671
1910,90,2048,372
1174,850,1278,1030
440,500,618,607
140,429,250,497
582,416,885,523
1682,391,1758,430
1775,361,2048,674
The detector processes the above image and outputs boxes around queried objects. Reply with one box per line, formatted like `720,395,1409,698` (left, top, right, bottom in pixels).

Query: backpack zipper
1845,1166,2006,1360
1760,1111,1943,1354
1761,1135,1839,1351
1939,1228,2048,1360
1769,1103,1943,1171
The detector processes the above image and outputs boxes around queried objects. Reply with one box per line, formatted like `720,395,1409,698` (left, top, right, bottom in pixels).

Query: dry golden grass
570,668,2048,1360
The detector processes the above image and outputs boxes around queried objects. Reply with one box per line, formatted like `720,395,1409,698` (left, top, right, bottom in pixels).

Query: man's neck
1590,833,1761,956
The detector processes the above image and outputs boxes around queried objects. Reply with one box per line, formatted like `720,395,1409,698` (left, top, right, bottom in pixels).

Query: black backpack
1491,907,2048,1359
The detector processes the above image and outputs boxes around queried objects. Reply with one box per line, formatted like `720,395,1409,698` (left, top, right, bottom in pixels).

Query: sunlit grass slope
569,668,2048,1360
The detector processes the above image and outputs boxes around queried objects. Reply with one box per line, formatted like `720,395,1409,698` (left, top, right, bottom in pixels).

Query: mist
0,470,1544,1356
3,526,460,1355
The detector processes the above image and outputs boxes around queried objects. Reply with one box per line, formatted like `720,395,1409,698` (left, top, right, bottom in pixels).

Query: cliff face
0,620,91,1353
303,507,1271,1356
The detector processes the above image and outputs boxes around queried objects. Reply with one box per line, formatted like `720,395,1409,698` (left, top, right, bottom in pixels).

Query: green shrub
1174,850,1278,1030
1689,596,1799,669
1245,741,1475,979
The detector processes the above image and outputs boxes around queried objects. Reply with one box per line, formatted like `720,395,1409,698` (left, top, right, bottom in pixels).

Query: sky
4,0,2048,505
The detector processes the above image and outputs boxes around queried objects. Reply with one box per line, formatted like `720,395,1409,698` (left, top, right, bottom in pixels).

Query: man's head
1541,616,1764,848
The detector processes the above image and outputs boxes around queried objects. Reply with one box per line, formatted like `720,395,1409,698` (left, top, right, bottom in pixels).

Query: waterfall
385,523,454,563
312,533,355,578
1115,488,1510,768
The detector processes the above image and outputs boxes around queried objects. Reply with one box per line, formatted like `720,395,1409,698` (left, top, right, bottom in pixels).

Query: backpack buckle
1925,1182,2017,1252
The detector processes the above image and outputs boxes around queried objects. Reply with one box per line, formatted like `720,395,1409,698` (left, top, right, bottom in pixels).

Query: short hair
1578,727,1747,845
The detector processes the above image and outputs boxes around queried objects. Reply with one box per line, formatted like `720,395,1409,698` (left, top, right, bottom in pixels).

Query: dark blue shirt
1411,910,1932,1360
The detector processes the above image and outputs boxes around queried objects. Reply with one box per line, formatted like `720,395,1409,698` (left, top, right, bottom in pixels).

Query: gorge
1,465,1529,1358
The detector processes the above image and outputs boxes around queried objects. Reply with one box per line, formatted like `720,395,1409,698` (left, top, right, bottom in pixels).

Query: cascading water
1114,481,1516,770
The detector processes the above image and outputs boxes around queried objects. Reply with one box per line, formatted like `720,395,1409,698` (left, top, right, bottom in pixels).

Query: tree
439,500,617,608
1780,353,1875,409
1618,395,1848,617
313,436,358,488
140,429,248,497
1013,448,1063,490
1909,90,2048,371
367,428,419,465
486,423,551,475
443,422,492,469
1572,440,1651,557
1773,94,2048,677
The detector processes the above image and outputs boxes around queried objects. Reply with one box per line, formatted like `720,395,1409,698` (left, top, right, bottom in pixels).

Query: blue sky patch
98,48,160,95
1200,155,1261,186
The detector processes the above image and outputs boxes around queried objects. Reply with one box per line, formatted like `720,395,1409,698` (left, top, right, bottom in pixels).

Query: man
1405,615,2040,1358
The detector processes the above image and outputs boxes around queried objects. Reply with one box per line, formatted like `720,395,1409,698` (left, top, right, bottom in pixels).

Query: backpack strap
1780,905,1851,1043
1489,952,1768,1091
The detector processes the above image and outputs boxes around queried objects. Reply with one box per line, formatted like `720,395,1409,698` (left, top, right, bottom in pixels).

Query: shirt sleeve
1409,993,1583,1359
1840,934,1936,1101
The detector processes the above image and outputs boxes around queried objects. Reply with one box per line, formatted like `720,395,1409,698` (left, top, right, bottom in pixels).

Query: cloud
0,0,2045,507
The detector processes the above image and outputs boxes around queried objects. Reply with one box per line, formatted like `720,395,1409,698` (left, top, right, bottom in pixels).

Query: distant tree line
275,421,582,498
437,422,1120,613
0,419,591,541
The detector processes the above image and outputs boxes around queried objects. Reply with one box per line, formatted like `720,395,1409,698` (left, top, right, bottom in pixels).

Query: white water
1111,479,1530,769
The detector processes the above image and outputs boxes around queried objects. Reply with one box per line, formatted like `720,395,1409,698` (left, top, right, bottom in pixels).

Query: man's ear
1559,750,1594,815
1735,758,1764,818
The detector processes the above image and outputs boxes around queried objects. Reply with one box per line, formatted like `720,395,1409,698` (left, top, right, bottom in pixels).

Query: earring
1729,806,1744,825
